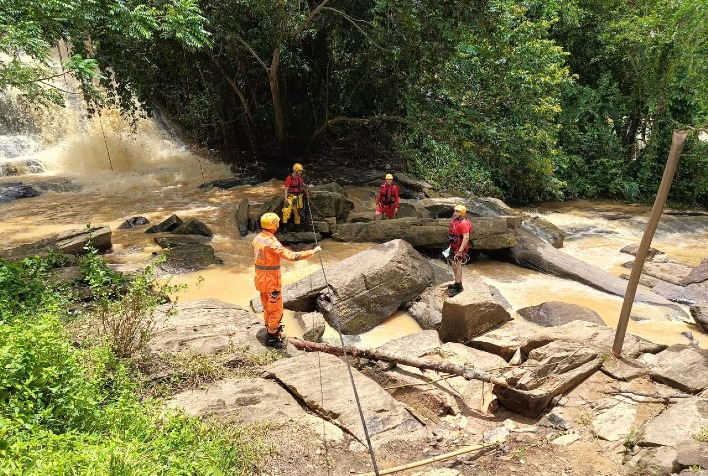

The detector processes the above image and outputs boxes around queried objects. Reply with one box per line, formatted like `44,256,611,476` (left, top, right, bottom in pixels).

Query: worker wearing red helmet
447,204,471,297
252,212,321,348
374,173,399,220
283,163,308,229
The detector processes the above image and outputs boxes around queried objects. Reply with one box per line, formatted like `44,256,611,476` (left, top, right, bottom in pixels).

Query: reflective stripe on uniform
255,264,281,270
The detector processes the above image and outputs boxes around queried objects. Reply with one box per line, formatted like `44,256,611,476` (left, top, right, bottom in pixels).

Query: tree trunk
269,48,285,153
287,338,509,387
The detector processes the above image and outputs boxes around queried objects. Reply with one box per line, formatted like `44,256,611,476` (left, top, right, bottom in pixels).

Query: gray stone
149,299,267,356
0,181,41,202
468,321,535,361
0,225,112,260
645,344,708,393
438,280,512,343
625,446,679,476
539,408,573,430
494,340,602,417
483,426,510,443
621,244,664,259
522,216,565,248
676,442,708,470
591,396,636,441
154,238,220,274
117,216,150,230
376,330,441,357
653,281,708,306
517,301,605,327
692,305,708,333
236,198,250,237
682,258,708,286
172,217,214,237
265,352,425,446
601,356,651,381
642,399,708,447
623,260,694,286
146,214,183,233
407,285,448,330
297,312,326,342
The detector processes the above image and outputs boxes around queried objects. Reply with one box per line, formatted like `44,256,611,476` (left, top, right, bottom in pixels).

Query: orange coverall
252,230,316,333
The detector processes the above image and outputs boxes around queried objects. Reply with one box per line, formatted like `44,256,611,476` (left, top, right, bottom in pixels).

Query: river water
1,99,706,349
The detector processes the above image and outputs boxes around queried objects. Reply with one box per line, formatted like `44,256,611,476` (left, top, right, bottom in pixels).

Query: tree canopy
1,0,706,205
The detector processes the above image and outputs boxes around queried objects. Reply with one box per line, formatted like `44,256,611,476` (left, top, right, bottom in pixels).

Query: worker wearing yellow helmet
374,173,399,221
252,212,321,348
447,204,472,297
282,163,308,231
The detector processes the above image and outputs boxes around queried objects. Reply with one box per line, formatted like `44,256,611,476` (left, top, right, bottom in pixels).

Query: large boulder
264,352,425,446
639,344,708,393
0,225,112,260
146,214,183,233
172,218,213,237
522,217,565,248
641,398,708,447
682,258,708,286
468,321,536,361
623,260,693,286
117,216,150,230
0,181,41,202
154,236,221,274
516,301,606,327
493,340,603,417
652,281,708,306
691,304,708,332
331,216,519,250
236,198,250,237
438,280,512,343
315,239,439,334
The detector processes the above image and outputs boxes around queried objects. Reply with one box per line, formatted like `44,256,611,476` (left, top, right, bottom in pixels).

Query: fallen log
288,338,508,388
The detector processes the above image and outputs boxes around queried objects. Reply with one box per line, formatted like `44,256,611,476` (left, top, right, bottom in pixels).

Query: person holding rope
447,204,471,297
374,173,399,220
252,212,321,348
282,163,308,231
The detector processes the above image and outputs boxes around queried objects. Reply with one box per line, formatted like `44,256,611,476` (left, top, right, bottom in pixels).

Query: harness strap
255,264,281,271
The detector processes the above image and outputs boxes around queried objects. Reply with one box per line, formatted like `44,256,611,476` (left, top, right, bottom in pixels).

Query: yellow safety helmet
454,204,467,216
260,212,280,230
385,173,393,180
293,163,304,172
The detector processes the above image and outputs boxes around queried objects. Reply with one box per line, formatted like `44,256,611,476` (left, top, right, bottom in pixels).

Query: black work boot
448,282,464,297
265,332,285,349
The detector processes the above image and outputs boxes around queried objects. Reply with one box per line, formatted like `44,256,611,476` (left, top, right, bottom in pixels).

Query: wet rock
591,396,636,441
0,159,44,176
652,281,708,306
0,181,41,202
276,231,321,244
493,340,602,417
345,211,375,223
676,442,708,471
406,285,448,330
641,398,708,447
297,312,326,342
117,216,150,230
643,344,708,393
516,301,605,327
691,305,708,333
172,218,213,237
620,272,661,288
523,320,666,359
623,261,693,286
154,236,221,273
332,217,518,250
149,299,267,356
308,190,354,219
522,216,565,248
146,214,183,233
264,352,425,446
0,225,112,260
621,244,664,259
236,198,250,236
682,258,708,286
438,280,512,343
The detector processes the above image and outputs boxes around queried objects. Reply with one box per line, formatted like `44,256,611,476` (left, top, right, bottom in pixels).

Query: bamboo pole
356,442,498,476
287,338,508,387
612,129,689,356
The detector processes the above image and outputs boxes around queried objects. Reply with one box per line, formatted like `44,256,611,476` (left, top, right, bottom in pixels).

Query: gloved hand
313,245,322,253
394,208,399,215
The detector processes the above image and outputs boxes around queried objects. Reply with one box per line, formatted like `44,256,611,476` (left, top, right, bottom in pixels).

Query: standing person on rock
374,173,399,220
282,163,308,232
252,213,321,348
447,204,471,297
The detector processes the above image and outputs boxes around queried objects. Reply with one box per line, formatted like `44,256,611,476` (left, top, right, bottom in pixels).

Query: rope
97,113,114,171
306,195,380,475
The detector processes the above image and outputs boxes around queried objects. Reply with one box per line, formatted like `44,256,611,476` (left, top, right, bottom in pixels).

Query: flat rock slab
642,398,708,447
375,330,442,357
591,396,636,441
524,321,665,359
149,298,267,356
644,344,708,393
264,352,425,446
682,258,708,285
517,301,605,327
601,356,651,381
676,442,708,471
652,281,708,306
0,225,112,260
468,321,536,361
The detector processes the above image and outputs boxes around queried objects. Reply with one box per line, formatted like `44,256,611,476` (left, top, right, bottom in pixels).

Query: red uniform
252,230,316,333
283,173,306,224
448,217,472,255
376,183,399,218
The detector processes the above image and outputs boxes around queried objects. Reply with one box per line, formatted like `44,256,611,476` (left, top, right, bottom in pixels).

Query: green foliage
0,255,265,475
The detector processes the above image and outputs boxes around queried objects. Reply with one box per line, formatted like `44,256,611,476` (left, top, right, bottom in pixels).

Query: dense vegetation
0,252,266,475
1,0,706,205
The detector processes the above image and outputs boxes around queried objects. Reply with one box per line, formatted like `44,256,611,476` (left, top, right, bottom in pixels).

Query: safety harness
379,183,397,206
287,173,305,195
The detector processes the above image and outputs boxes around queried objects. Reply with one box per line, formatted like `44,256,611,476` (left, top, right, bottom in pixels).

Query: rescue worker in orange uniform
252,212,321,348
374,173,399,220
282,163,308,230
447,204,471,297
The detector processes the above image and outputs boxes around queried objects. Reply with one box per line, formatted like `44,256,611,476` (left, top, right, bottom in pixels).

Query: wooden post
612,129,689,356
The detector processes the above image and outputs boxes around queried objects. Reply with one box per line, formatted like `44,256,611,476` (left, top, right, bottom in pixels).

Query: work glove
313,245,322,253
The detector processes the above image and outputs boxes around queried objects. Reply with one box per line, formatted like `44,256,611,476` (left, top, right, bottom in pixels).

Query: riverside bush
0,256,266,475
